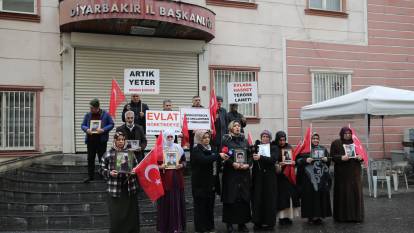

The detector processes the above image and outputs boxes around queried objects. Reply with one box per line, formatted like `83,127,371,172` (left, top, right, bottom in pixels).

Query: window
211,66,259,118
311,70,352,103
206,0,257,10
0,91,36,150
0,0,36,14
309,0,342,12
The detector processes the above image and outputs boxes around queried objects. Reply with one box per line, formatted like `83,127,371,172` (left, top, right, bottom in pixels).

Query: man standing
122,94,149,132
81,98,114,183
163,99,173,111
213,96,228,152
227,103,247,133
116,111,147,162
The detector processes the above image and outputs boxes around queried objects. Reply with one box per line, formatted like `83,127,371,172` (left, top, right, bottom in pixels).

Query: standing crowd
81,95,365,233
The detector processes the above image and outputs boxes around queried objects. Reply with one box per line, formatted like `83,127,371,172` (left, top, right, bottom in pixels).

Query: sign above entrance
124,68,160,94
59,0,215,42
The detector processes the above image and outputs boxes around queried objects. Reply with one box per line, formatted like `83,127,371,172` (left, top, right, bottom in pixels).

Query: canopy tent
299,85,414,196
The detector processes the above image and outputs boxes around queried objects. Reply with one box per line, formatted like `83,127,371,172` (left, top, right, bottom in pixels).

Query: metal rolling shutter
74,48,198,152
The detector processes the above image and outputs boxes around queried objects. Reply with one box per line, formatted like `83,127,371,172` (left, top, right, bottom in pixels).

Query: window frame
209,65,260,122
0,85,42,154
310,69,352,104
305,0,348,18
206,0,258,10
0,0,40,22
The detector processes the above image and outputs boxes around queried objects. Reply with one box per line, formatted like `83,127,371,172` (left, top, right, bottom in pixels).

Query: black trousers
87,139,107,178
193,195,215,232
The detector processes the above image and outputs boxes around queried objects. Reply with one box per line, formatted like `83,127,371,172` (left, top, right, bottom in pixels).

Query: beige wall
0,0,62,152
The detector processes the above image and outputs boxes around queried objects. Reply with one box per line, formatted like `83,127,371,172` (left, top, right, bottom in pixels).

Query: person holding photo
273,131,300,225
251,130,278,230
191,130,229,233
330,127,364,222
221,121,252,233
100,132,140,233
296,133,332,224
157,129,187,233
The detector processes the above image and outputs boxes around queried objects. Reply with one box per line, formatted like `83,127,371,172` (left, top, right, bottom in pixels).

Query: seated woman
100,132,140,233
296,133,332,224
157,129,187,233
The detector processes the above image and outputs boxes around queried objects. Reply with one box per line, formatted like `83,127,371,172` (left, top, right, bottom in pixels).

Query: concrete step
13,167,90,181
0,201,107,215
0,189,108,203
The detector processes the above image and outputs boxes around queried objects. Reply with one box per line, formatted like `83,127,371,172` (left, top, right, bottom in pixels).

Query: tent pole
366,114,372,196
381,115,385,158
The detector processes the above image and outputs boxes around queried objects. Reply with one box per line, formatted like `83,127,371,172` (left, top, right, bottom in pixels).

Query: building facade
0,0,411,158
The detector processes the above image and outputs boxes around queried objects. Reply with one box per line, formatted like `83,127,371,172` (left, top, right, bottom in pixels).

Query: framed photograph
311,148,325,160
234,149,247,164
89,120,101,134
343,144,356,158
115,151,134,173
282,148,293,164
258,144,271,158
126,140,140,151
164,150,179,169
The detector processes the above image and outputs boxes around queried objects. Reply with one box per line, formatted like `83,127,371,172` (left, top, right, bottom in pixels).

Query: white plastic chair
390,150,409,191
371,159,392,199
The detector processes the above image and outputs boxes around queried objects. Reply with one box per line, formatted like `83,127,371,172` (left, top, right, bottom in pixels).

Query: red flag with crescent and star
133,133,164,202
209,88,218,139
350,126,368,167
109,79,126,118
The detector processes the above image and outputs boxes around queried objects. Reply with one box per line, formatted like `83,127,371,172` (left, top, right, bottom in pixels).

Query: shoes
83,177,94,183
226,224,234,233
261,225,274,231
253,224,262,230
237,224,249,232
279,218,292,225
313,218,323,225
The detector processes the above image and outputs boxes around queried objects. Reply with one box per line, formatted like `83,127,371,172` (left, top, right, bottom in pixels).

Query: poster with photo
164,150,179,169
258,144,271,157
282,148,293,164
126,140,140,151
89,120,101,134
234,149,247,164
115,151,134,173
311,148,325,160
343,144,356,158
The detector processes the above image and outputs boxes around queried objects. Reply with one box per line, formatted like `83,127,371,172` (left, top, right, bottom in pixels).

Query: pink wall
287,0,414,158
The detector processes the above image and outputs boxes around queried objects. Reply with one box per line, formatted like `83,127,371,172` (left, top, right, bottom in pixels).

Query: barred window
309,0,342,12
211,67,258,117
0,0,36,14
311,70,352,103
0,91,36,150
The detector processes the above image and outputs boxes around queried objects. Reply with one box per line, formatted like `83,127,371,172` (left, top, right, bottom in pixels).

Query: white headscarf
162,129,185,155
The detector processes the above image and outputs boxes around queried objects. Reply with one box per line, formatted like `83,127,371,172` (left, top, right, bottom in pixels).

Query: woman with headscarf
251,130,278,230
296,133,332,224
100,132,140,233
157,129,187,233
273,131,300,225
221,121,252,233
191,130,229,233
330,126,364,222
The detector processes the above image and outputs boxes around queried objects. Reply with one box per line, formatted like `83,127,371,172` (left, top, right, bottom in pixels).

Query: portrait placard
258,144,271,158
164,150,179,169
234,149,247,164
311,148,325,160
89,120,101,134
126,140,140,151
115,151,134,173
343,144,356,158
282,148,293,164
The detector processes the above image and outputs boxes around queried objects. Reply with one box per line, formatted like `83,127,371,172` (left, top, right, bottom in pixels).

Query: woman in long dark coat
100,132,140,233
191,130,228,233
251,130,278,230
296,133,332,224
330,126,364,222
221,121,252,233
157,129,187,233
274,131,300,225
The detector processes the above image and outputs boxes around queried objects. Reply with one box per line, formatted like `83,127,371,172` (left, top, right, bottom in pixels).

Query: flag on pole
350,126,369,167
133,133,164,202
209,88,218,139
247,132,253,146
181,114,190,148
109,79,126,118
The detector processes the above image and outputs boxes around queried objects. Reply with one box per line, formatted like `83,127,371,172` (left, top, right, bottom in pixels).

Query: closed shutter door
74,48,198,152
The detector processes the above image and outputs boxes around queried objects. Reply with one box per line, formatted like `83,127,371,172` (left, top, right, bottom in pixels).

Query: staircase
0,154,199,232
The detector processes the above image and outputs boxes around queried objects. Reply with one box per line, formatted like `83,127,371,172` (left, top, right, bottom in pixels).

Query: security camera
58,47,68,56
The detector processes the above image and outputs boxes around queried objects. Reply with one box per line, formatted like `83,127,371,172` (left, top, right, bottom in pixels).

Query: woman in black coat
191,130,228,233
296,133,332,224
251,130,278,230
221,121,252,233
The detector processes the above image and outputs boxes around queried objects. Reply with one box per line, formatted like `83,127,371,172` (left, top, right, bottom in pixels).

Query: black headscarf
274,131,288,148
339,126,354,144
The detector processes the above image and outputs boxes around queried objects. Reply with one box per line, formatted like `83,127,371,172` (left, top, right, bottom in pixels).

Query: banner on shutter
124,68,160,94
228,82,258,104
180,108,211,130
146,110,181,135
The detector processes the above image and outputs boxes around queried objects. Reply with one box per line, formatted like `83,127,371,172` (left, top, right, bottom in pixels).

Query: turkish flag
181,114,190,148
109,79,126,118
350,126,368,167
209,88,218,139
247,132,253,146
133,133,164,202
